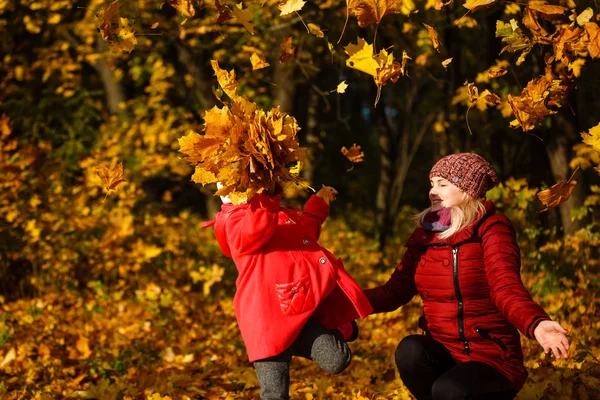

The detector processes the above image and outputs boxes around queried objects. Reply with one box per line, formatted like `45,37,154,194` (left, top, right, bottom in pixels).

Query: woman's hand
534,320,569,359
316,185,338,205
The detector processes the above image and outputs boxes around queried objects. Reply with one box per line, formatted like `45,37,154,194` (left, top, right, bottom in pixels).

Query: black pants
395,335,518,400
253,320,351,400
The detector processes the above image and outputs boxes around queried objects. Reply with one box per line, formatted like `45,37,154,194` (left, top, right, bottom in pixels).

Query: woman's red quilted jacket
365,201,549,389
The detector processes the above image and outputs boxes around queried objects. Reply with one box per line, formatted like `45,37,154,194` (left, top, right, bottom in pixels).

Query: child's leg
292,319,352,374
254,347,293,400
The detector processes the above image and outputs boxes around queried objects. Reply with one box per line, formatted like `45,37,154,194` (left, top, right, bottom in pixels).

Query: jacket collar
405,200,496,248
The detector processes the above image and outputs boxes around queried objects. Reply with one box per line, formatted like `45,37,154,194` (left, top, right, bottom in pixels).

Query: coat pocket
275,275,314,315
475,326,507,352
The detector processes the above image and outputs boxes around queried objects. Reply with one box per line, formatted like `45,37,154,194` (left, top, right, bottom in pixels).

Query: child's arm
298,186,337,240
226,192,281,255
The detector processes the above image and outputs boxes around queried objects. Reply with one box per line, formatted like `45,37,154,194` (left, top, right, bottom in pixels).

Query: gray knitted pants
253,319,351,400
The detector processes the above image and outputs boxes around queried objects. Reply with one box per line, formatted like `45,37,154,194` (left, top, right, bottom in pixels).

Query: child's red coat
209,192,373,362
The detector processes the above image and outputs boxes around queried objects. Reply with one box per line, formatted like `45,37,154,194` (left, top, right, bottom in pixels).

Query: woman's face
429,176,467,211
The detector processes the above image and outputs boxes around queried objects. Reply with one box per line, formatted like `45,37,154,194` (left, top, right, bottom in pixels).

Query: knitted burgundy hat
429,153,499,199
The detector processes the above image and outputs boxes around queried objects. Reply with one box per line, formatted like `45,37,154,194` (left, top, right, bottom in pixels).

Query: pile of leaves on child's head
178,61,306,204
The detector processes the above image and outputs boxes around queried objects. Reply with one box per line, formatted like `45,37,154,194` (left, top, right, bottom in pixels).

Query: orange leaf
527,3,567,18
250,53,270,70
585,22,600,59
280,36,296,63
442,57,453,70
0,114,11,138
348,0,404,27
341,143,365,163
166,0,195,17
211,60,239,99
316,184,337,205
423,23,441,53
488,68,507,79
536,173,577,213
95,162,127,198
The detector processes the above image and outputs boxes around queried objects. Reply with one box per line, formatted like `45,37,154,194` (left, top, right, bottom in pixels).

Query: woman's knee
431,375,467,400
395,335,429,372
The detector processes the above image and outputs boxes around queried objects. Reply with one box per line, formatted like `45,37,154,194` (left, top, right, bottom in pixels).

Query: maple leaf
463,0,496,12
250,53,270,70
166,0,195,17
496,20,533,66
316,184,337,205
348,0,405,27
96,0,121,42
280,36,296,63
215,0,233,23
527,3,567,18
585,23,600,59
581,122,600,153
232,3,254,35
95,162,127,202
279,0,306,16
211,60,238,99
341,144,365,163
109,18,137,54
537,170,578,212
345,39,408,106
507,67,570,131
423,23,441,52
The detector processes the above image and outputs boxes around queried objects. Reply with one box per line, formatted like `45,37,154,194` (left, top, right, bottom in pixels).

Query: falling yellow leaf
232,3,254,35
335,81,349,93
151,22,159,29
316,184,337,205
442,57,453,69
0,114,11,138
581,122,600,153
279,0,306,15
308,23,325,38
0,348,16,369
345,38,380,77
585,22,600,59
250,53,270,70
166,0,195,17
210,60,238,99
568,59,586,78
488,68,507,79
423,23,441,52
463,0,496,12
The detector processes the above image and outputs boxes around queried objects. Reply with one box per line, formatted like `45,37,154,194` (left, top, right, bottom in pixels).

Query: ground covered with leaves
1,215,599,400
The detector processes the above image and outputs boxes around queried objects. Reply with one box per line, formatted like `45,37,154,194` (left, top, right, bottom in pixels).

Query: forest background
1,0,600,399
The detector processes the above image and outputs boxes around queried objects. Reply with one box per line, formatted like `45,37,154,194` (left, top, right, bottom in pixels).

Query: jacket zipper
452,247,471,355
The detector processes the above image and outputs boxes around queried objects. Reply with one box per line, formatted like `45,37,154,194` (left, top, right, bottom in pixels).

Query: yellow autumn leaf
308,23,325,38
463,0,496,12
250,53,270,70
341,143,365,163
95,162,127,202
166,0,195,17
581,122,600,153
279,0,306,16
210,60,238,99
345,38,380,77
348,0,407,28
576,7,594,26
442,57,453,70
336,80,349,93
232,3,254,35
423,23,441,52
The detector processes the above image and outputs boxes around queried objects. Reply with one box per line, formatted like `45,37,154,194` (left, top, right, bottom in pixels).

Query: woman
365,153,569,400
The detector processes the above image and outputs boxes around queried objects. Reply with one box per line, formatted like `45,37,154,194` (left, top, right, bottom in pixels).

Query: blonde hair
413,194,486,240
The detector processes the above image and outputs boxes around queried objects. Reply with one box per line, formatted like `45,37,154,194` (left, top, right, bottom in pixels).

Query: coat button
286,219,293,224
303,239,309,245
442,259,450,267
319,257,326,264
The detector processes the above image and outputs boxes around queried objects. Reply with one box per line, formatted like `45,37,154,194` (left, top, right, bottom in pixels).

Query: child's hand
317,185,338,205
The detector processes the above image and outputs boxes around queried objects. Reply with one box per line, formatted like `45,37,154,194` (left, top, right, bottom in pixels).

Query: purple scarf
423,208,451,232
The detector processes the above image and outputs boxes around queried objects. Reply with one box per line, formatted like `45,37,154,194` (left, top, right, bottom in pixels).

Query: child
203,183,373,400
365,153,569,400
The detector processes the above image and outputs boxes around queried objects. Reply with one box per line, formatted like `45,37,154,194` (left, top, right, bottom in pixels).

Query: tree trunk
545,114,585,235
94,40,128,116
